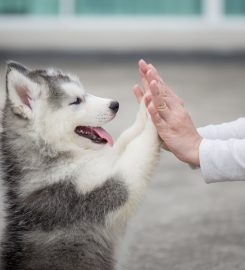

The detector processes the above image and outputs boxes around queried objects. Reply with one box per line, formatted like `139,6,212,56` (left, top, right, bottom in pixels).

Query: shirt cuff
199,139,217,183
199,138,245,183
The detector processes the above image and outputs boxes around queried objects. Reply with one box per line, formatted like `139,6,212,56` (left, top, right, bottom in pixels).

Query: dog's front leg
113,99,147,155
109,109,161,237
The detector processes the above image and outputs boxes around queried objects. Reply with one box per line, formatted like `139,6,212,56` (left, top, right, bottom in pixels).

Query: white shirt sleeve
197,118,245,140
199,138,245,183
197,118,245,183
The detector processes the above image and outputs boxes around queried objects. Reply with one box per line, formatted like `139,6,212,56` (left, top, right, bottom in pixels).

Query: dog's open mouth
75,126,113,146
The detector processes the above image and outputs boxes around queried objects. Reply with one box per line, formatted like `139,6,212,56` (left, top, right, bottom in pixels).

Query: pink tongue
93,127,114,146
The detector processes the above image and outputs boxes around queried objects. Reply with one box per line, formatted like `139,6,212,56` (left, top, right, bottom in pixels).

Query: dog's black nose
109,101,119,113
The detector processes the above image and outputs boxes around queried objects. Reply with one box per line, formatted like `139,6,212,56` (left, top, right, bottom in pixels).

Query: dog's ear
6,61,40,119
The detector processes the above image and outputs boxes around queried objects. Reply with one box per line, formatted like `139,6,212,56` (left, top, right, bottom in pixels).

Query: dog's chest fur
0,110,128,270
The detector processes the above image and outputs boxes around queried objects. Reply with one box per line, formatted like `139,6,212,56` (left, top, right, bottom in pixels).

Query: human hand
133,59,202,167
133,59,184,104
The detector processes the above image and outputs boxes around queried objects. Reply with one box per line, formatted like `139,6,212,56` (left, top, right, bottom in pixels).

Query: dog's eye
70,98,82,105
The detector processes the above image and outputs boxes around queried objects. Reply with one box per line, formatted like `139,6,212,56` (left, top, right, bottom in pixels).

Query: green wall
225,0,245,15
75,0,202,15
0,0,58,15
0,0,244,16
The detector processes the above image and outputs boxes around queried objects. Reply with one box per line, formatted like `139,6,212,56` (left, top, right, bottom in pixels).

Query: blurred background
0,0,245,269
0,0,245,52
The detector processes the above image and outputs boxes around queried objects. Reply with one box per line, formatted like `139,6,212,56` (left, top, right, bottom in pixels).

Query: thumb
133,85,143,103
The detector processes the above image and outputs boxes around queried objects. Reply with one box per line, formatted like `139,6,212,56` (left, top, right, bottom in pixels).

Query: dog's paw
136,97,147,124
145,110,160,143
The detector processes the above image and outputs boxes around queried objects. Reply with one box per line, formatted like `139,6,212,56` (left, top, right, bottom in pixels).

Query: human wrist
183,135,202,167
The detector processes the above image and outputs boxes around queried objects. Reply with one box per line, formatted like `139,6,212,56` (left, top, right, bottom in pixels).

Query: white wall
0,0,245,52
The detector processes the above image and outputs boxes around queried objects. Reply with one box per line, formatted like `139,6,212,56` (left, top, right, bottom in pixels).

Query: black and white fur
0,62,161,270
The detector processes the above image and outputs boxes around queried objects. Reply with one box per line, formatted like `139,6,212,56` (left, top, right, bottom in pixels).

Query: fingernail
144,98,149,107
139,59,146,65
146,69,151,76
150,80,157,88
145,95,151,103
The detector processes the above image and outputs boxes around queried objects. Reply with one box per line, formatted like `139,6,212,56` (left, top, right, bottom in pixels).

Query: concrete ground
1,55,245,270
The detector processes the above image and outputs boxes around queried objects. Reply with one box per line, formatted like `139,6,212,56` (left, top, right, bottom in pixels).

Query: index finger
148,64,164,84
138,59,149,74
138,59,151,94
145,69,183,105
139,60,183,105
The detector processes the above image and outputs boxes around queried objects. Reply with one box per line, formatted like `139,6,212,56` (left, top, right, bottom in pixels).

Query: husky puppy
0,61,160,270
